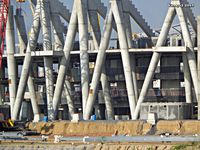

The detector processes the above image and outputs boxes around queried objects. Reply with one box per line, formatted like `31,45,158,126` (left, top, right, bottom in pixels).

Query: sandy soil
26,120,200,137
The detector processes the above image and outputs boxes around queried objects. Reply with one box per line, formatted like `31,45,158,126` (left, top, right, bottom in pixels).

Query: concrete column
182,54,192,103
51,14,64,51
15,9,28,54
88,10,114,120
123,12,133,48
124,12,138,100
49,3,75,120
111,0,136,119
84,9,113,120
64,76,74,120
28,73,40,116
12,1,41,120
77,0,90,115
133,7,176,119
6,6,17,118
28,0,36,14
176,6,198,100
52,2,78,118
197,16,200,120
101,67,114,120
15,8,40,120
40,0,54,120
88,10,100,50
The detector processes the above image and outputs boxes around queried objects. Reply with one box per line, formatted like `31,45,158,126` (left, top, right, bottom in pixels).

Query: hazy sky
59,0,200,30
12,0,200,33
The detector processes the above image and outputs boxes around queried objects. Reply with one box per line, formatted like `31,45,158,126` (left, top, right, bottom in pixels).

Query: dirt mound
156,121,181,135
180,120,200,135
27,120,200,136
27,121,152,136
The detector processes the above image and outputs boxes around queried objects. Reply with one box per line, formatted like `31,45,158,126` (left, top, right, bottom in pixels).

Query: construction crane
0,0,9,68
0,0,25,68
0,0,26,130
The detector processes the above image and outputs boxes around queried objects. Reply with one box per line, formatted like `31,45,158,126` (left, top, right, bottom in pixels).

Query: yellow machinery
16,0,25,2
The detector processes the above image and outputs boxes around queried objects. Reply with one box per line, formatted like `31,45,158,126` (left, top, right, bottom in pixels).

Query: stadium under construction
0,0,200,136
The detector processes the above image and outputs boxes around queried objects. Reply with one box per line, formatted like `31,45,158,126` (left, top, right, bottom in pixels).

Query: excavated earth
26,120,200,136
1,120,200,150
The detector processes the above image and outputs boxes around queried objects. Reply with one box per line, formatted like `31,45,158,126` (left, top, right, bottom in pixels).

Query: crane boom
0,0,9,68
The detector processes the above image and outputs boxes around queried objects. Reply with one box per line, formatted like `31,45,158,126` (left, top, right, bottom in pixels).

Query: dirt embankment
157,120,200,135
26,120,200,137
26,121,152,136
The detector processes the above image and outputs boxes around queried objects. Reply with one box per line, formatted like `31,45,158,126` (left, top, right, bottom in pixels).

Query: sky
59,0,200,32
130,0,200,30
12,0,200,34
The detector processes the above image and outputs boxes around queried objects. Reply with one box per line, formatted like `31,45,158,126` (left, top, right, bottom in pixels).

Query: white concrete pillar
176,6,198,100
133,7,176,119
101,67,114,120
124,12,138,100
28,73,40,116
15,8,40,119
88,10,100,50
52,1,78,119
111,0,136,119
84,9,114,120
77,0,90,115
64,76,74,120
49,2,75,120
12,0,41,120
15,9,28,54
51,14,64,51
6,6,17,118
88,9,114,120
182,54,192,103
40,0,54,120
